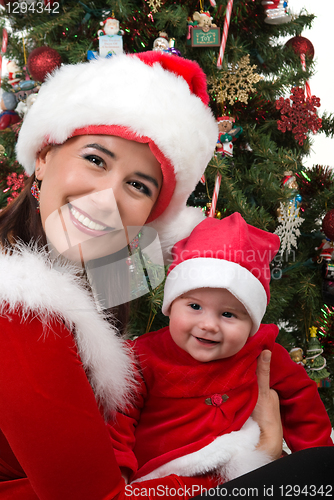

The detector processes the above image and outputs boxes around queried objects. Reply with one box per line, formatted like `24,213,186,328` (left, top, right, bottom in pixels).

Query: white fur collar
0,244,133,415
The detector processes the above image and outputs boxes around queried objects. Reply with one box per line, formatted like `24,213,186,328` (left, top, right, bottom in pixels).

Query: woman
0,52,283,500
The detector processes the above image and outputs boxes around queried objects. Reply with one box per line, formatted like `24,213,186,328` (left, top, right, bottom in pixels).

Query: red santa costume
109,214,333,483
0,52,220,499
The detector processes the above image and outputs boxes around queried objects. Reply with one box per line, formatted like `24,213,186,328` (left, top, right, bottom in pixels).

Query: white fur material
135,418,272,483
16,55,217,260
0,245,134,415
162,258,267,335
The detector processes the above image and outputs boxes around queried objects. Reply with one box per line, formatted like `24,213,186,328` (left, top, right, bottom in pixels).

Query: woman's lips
69,203,115,237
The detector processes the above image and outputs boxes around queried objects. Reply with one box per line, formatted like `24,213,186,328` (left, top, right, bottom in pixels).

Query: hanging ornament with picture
187,0,220,48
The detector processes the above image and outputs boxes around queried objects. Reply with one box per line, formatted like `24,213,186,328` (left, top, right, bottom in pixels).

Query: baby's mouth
195,337,219,345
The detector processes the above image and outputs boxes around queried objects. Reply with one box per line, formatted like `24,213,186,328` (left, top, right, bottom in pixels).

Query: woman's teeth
70,207,107,231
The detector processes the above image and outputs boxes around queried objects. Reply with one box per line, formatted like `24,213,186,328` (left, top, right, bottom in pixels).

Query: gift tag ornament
187,10,220,48
98,16,124,57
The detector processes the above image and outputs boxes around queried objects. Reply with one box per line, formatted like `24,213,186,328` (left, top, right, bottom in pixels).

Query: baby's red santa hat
16,51,217,259
162,213,280,335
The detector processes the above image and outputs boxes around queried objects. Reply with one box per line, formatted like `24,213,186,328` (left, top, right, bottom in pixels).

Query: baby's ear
35,145,53,181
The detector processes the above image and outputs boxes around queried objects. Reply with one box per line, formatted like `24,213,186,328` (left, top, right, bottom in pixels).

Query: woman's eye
190,303,201,310
128,180,151,197
84,154,105,168
222,312,234,318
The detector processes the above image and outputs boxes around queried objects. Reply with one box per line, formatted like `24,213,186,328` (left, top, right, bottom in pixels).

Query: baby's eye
189,303,201,310
222,312,234,318
84,154,105,169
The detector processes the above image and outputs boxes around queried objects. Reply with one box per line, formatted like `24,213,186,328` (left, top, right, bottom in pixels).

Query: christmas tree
1,0,334,423
305,327,330,382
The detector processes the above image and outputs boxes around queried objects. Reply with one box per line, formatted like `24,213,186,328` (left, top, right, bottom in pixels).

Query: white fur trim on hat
162,258,267,335
16,55,217,260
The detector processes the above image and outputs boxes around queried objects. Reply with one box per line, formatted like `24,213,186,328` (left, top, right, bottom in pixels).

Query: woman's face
36,135,162,261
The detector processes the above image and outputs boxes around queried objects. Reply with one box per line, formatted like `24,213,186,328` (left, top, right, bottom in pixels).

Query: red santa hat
162,213,280,335
16,51,217,258
217,116,234,122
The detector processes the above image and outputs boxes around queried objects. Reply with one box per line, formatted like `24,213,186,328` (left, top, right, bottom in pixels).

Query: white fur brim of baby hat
16,53,218,259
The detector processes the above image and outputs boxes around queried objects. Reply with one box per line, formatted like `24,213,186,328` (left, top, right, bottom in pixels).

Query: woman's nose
89,187,118,212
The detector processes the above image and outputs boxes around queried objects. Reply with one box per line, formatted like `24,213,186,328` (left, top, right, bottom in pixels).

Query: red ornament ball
285,36,314,59
28,46,62,82
322,210,334,241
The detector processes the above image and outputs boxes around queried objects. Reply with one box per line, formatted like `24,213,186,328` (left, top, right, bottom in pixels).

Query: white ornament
275,201,304,254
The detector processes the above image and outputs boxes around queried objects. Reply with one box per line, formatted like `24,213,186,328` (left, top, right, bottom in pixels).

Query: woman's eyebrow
134,172,160,189
84,143,116,159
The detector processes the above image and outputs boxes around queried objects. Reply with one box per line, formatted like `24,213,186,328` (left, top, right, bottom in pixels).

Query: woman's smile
35,135,162,262
69,203,114,236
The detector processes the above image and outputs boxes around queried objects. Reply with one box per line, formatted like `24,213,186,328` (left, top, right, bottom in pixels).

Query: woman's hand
251,349,283,460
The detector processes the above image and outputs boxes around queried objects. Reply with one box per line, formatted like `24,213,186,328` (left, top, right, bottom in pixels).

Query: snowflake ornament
276,87,322,145
209,54,262,106
146,0,162,13
275,201,304,254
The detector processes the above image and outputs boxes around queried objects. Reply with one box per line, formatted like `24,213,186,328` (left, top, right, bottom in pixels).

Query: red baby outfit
109,325,333,482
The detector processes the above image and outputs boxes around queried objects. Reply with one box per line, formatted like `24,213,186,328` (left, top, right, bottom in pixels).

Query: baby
109,213,333,483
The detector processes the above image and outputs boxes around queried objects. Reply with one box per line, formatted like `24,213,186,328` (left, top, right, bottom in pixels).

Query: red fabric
168,213,280,302
0,474,219,500
0,310,123,500
134,52,210,106
109,325,333,481
0,309,220,499
0,111,20,130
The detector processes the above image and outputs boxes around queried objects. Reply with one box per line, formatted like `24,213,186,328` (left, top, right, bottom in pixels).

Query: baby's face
169,288,252,363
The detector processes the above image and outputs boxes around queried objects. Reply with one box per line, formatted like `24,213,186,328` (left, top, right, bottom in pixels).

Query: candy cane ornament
217,0,233,69
300,53,312,99
208,172,222,218
1,28,8,54
213,1,233,215
0,28,8,87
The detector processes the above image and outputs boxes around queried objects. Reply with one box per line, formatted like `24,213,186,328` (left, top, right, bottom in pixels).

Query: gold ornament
208,54,261,106
147,0,162,13
0,145,5,160
309,326,318,338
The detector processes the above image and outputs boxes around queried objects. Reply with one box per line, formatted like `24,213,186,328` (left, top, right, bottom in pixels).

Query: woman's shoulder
0,243,83,318
0,244,134,414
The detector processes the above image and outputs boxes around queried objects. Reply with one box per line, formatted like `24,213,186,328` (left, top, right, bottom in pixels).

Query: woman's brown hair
0,175,46,249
